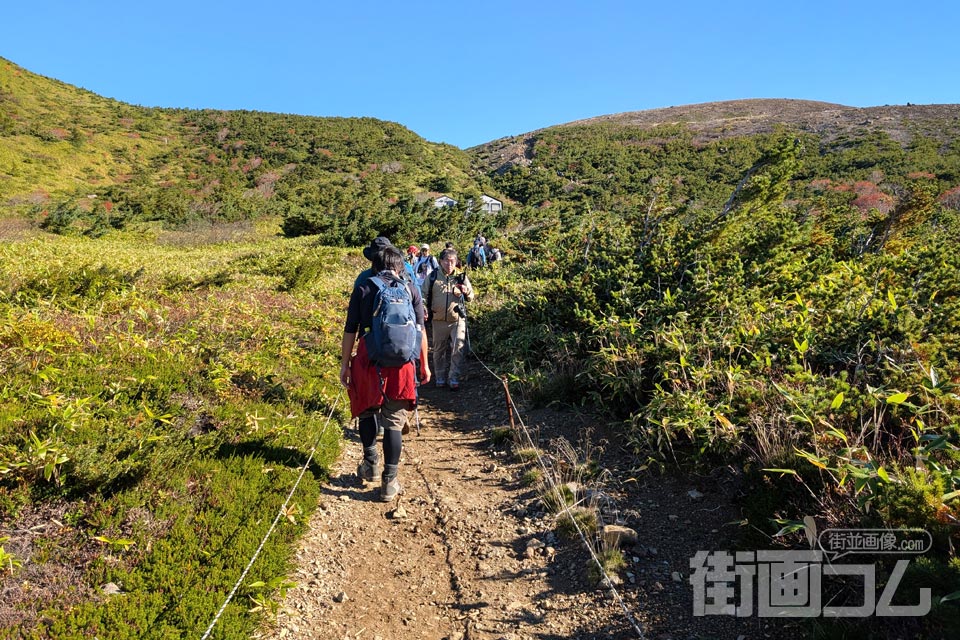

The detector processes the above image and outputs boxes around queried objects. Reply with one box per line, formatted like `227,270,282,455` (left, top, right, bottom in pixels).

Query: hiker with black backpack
422,248,474,391
468,240,487,269
340,246,431,501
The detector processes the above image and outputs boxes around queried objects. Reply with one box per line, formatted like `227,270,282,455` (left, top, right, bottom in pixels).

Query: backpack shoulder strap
427,269,439,313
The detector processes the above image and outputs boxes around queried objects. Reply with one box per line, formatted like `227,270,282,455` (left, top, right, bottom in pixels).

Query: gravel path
256,360,794,640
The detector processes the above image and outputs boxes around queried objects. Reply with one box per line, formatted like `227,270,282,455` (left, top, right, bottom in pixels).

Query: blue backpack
365,275,421,367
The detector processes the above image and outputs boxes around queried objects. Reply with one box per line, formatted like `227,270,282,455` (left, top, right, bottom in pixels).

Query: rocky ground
256,359,796,640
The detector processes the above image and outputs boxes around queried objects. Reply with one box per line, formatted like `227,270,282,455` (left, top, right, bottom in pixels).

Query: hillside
463,100,960,638
0,57,482,244
473,98,960,175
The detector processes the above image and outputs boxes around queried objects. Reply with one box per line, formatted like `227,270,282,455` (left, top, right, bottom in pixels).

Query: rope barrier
199,391,343,640
202,306,645,638
465,320,648,639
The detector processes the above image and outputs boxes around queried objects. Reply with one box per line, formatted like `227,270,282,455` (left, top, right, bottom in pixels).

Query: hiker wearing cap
406,245,420,268
341,246,430,501
414,243,439,287
354,236,416,288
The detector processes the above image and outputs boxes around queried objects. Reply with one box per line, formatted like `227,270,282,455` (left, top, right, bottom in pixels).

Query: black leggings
358,415,401,465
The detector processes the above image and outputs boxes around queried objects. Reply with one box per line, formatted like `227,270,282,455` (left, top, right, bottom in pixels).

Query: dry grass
0,217,39,242
156,220,257,246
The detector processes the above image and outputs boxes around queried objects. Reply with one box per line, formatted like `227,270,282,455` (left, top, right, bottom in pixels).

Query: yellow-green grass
0,226,361,638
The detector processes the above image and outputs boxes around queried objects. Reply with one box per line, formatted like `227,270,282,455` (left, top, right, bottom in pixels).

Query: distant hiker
354,236,416,288
406,245,420,267
414,243,439,286
340,246,430,501
422,248,474,391
488,246,502,264
467,241,487,269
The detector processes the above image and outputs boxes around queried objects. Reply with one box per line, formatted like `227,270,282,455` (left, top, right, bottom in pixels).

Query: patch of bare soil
257,359,797,640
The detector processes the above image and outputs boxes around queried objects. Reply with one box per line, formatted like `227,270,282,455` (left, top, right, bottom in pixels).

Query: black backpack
468,247,481,268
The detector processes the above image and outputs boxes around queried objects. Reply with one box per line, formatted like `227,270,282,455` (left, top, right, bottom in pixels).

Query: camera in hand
453,273,467,316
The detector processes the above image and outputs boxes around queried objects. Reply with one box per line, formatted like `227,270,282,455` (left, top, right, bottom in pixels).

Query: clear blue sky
3,1,958,148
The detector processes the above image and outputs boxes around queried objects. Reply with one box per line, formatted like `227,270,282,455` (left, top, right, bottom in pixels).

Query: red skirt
347,338,424,417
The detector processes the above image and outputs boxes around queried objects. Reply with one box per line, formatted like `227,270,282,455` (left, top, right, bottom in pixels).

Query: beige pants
431,319,467,384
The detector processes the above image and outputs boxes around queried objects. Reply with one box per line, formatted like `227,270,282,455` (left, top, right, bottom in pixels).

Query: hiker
467,240,487,269
444,241,463,269
406,245,420,268
414,243,439,286
340,246,430,501
354,236,416,288
422,248,474,391
488,246,502,264
352,237,416,439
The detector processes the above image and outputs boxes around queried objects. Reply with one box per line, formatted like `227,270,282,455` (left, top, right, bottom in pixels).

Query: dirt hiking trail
256,359,791,640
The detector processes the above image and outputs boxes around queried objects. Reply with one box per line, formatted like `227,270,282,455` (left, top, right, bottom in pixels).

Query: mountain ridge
471,98,960,175
6,54,960,155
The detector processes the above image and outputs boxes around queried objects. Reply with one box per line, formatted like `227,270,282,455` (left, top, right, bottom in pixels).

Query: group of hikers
404,237,501,280
465,235,501,270
339,236,479,501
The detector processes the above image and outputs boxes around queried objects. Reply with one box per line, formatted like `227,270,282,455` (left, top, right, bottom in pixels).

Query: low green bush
555,506,597,540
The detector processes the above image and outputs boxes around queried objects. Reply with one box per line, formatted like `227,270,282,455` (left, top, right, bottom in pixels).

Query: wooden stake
502,376,516,432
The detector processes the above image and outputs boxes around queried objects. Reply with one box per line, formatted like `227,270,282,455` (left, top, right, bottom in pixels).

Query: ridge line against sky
3,0,959,149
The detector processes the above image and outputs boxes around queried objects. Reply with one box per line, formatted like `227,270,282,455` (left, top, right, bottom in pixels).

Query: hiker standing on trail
422,248,474,391
444,241,463,269
414,243,439,287
406,244,420,268
467,240,487,269
340,246,430,501
353,237,416,440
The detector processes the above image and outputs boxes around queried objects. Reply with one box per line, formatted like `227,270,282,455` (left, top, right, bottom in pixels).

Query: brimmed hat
408,245,419,254
421,243,430,250
362,236,393,260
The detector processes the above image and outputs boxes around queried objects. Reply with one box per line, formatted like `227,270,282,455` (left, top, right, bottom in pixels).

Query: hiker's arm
340,331,357,387
419,327,431,383
420,278,431,318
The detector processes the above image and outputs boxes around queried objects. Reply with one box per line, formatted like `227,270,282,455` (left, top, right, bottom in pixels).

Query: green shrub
555,506,597,540
489,426,514,447
541,483,575,513
0,233,348,638
520,468,542,486
514,447,540,464
587,548,626,586
874,467,952,545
